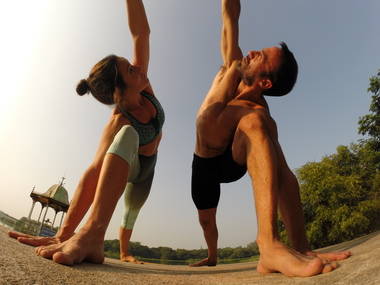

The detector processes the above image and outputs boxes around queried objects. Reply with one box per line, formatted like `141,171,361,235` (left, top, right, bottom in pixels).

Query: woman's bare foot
34,228,104,265
8,231,72,247
189,257,217,267
257,240,337,277
120,255,144,264
305,250,351,262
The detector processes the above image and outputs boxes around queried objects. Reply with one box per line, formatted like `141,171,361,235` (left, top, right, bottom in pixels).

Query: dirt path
1,225,379,285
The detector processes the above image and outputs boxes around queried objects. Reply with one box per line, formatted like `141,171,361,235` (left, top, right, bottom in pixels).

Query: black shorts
191,148,247,210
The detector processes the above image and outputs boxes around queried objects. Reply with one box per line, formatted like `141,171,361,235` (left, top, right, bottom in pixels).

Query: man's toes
52,252,74,266
333,254,347,261
326,250,352,261
320,258,329,265
35,245,48,255
339,251,352,259
330,262,338,269
35,245,59,259
321,263,336,274
35,246,43,255
39,248,56,259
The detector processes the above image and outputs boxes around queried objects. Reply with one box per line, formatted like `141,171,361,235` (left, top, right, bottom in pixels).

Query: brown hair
76,55,126,105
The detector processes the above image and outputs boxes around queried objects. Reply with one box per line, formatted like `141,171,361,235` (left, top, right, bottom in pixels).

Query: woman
9,0,164,265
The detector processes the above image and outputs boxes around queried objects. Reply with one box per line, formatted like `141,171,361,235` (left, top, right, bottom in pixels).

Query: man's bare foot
189,257,217,267
34,229,104,265
120,255,144,264
257,241,338,277
8,231,72,247
305,250,351,262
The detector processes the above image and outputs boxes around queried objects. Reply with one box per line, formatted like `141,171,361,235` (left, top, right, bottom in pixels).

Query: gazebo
27,177,70,235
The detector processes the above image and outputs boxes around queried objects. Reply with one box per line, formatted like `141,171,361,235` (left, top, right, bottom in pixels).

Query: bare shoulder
237,108,279,140
101,112,131,141
91,113,131,169
109,112,130,129
238,108,272,130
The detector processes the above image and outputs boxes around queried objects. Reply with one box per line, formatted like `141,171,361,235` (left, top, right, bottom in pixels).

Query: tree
358,70,380,150
292,143,380,249
282,70,380,249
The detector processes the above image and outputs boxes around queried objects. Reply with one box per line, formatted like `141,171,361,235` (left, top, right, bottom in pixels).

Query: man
190,0,351,277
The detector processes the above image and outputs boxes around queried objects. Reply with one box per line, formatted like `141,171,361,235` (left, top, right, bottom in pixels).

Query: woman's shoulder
108,111,131,129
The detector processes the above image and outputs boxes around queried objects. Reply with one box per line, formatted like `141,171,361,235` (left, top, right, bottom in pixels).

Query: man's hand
8,232,61,246
8,231,67,247
221,0,243,67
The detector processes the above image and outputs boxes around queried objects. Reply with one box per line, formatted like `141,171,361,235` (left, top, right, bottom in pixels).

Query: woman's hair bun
76,79,90,96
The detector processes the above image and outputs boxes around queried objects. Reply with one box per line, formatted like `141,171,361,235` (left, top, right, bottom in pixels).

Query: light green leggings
106,125,157,229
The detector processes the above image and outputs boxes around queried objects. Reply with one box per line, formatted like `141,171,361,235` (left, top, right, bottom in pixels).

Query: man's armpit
211,66,228,84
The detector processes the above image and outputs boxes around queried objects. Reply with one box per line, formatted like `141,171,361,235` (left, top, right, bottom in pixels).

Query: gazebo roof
41,184,69,205
30,181,70,212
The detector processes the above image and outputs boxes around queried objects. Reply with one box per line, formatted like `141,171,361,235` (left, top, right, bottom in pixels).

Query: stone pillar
38,203,49,235
51,211,58,229
37,203,44,223
59,212,65,228
27,201,37,220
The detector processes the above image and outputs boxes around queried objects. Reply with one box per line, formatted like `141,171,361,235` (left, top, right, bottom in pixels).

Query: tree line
279,70,380,249
104,239,259,263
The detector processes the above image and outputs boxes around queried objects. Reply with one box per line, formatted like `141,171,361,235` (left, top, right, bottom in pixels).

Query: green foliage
279,70,380,249
104,239,119,253
103,240,259,263
358,70,380,150
292,141,380,249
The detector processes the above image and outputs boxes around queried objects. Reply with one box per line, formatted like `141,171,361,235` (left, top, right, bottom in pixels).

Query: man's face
240,46,283,86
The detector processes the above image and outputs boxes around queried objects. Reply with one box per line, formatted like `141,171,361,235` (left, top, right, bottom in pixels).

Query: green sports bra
118,91,165,146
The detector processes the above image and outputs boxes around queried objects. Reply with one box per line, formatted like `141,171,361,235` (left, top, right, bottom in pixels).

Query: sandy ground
1,225,379,285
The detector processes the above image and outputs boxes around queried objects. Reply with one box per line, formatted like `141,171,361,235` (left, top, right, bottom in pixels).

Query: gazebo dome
41,184,69,206
30,178,70,213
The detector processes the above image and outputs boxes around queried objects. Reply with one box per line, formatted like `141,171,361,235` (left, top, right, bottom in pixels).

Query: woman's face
116,57,149,92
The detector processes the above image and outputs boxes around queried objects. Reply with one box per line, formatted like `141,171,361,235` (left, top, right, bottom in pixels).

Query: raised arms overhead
126,0,150,74
221,0,243,67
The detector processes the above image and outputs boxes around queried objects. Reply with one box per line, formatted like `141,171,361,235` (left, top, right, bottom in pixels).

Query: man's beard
236,62,255,86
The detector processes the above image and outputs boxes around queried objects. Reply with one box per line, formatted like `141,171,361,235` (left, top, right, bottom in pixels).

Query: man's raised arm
221,0,243,67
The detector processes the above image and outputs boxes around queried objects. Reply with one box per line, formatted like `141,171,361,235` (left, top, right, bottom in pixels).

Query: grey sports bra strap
117,105,141,126
141,91,160,111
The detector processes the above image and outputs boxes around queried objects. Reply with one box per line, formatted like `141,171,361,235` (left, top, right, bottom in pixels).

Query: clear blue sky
0,0,379,249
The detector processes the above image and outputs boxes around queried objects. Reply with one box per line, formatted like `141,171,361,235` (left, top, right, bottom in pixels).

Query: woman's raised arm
126,0,150,75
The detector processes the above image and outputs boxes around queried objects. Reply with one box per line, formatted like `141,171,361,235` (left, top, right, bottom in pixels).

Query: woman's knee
107,125,139,166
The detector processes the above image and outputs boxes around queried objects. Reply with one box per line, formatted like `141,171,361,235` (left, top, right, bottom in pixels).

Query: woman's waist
138,132,162,156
